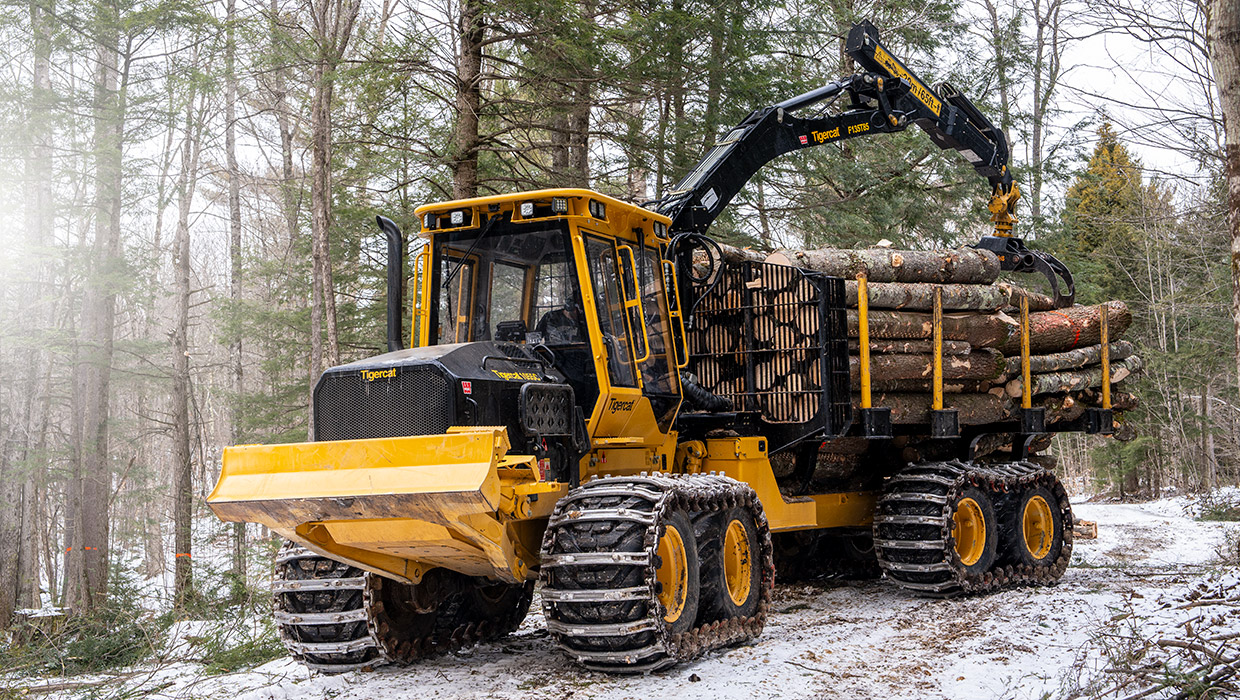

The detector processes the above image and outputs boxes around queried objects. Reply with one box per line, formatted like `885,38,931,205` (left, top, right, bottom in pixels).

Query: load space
205,19,1135,676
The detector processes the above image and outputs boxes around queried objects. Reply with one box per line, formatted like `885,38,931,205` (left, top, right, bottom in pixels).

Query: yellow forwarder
209,21,1092,673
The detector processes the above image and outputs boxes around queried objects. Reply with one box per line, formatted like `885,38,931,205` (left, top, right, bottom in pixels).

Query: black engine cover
312,342,569,453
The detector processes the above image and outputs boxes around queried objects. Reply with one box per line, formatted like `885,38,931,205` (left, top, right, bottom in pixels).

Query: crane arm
652,20,1074,307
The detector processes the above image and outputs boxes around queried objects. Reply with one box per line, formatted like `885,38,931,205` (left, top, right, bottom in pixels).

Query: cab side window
584,237,637,388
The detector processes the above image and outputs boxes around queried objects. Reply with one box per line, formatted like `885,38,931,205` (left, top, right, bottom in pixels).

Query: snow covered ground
8,496,1240,700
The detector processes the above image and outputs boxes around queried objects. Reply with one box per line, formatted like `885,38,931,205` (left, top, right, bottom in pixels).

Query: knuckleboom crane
653,21,1074,308
206,20,1090,677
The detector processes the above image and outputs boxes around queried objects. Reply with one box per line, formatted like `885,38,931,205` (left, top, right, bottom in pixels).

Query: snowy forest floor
7,495,1240,700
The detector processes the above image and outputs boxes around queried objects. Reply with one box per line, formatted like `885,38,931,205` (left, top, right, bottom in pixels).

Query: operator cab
414,190,686,440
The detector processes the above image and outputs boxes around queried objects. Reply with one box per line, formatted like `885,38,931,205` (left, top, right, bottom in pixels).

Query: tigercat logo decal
810,127,840,143
872,44,942,116
361,368,397,382
491,369,541,381
608,398,636,414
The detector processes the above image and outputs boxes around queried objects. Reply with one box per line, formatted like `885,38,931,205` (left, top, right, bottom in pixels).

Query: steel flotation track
540,473,775,672
872,460,1073,595
272,542,533,672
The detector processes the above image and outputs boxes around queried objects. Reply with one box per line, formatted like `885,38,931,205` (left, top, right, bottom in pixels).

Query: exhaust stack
376,215,404,352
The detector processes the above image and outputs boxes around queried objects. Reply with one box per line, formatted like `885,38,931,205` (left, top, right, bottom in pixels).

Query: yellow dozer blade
207,426,563,584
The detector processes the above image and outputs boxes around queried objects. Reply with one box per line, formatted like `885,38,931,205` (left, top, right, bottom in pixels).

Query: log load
684,243,1141,441
767,248,1000,284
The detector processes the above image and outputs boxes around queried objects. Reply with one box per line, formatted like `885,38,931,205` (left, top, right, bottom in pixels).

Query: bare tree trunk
171,85,203,609
453,0,483,198
225,0,245,581
981,0,1014,134
307,0,359,439
1030,0,1066,227
1211,0,1240,403
67,3,125,614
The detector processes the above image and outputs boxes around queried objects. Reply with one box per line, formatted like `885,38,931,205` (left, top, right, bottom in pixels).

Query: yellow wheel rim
656,524,688,623
952,497,986,567
723,519,752,607
1022,495,1055,560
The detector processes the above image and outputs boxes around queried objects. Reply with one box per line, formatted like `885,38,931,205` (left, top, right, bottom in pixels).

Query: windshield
431,221,583,346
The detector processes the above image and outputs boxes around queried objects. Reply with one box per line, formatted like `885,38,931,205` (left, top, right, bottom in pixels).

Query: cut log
768,247,1000,284
846,301,1132,353
846,308,1016,347
998,282,1056,312
848,339,972,355
1004,356,1143,398
717,242,767,264
850,377,993,393
997,301,1133,354
844,281,1008,312
854,391,1011,425
1002,341,1136,375
1073,519,1098,540
848,348,1005,382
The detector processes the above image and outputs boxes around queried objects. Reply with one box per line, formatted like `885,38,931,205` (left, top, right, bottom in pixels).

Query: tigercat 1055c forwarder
208,21,1119,673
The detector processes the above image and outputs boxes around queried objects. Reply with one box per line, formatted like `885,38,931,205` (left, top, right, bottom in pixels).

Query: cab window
584,236,637,388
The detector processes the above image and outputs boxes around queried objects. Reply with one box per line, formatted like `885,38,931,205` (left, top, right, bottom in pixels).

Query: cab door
575,230,665,445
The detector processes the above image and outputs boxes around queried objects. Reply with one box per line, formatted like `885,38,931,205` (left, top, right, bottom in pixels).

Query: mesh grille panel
313,365,452,442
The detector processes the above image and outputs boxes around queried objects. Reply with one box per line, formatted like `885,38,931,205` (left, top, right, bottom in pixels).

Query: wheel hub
723,518,752,606
1022,494,1054,560
952,497,986,566
656,524,689,623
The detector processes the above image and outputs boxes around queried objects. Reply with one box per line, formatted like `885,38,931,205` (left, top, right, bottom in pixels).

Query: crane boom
651,20,1074,307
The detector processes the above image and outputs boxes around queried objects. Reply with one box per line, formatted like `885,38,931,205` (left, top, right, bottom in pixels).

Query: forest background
0,0,1237,661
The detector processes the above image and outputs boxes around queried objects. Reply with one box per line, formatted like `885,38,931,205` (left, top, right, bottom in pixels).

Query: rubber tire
950,485,998,576
462,579,534,631
657,510,701,636
1004,485,1065,568
696,507,761,622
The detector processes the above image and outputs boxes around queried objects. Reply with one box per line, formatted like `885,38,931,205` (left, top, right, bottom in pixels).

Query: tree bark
768,248,1000,284
1209,0,1240,404
843,281,1008,311
452,0,484,198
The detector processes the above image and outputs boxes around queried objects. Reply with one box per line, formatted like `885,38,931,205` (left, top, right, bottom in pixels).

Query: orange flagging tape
175,553,192,558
